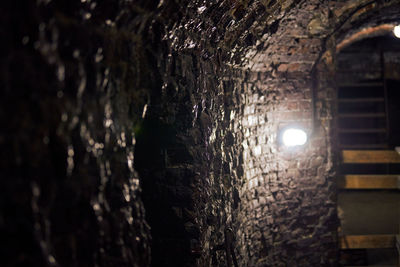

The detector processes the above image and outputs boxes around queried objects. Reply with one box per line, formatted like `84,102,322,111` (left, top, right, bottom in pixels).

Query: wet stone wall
235,70,338,266
1,0,336,266
3,0,400,266
1,1,155,266
0,0,254,266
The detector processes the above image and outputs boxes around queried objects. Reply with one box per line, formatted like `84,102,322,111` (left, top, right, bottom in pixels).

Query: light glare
282,128,307,147
394,25,400,38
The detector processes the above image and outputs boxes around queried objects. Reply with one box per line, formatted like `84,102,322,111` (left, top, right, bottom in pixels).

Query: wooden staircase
339,150,400,266
336,34,400,267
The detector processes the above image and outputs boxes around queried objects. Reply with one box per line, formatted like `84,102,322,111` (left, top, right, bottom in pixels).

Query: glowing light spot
84,13,91,20
282,128,307,147
394,25,400,38
48,255,56,264
93,203,100,211
142,104,148,118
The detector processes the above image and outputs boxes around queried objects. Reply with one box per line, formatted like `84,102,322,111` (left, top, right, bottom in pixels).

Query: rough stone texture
0,1,154,266
1,0,400,267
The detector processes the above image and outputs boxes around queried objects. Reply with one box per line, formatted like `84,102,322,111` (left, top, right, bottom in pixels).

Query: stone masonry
1,0,400,266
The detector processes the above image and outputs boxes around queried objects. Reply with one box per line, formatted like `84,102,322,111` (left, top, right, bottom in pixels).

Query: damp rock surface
1,0,400,267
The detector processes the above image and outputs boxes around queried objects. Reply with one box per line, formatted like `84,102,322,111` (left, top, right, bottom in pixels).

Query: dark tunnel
1,1,400,266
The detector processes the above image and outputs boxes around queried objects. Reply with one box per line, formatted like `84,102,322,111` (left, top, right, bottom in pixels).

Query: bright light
394,25,400,38
282,128,307,147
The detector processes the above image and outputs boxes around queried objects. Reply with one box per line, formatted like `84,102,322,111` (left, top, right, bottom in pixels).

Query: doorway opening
336,35,400,266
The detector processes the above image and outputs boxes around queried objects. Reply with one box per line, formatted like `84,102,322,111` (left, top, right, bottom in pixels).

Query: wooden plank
338,82,384,87
339,143,389,149
338,113,386,118
339,235,396,249
338,128,387,134
338,175,399,189
338,97,385,103
342,150,400,164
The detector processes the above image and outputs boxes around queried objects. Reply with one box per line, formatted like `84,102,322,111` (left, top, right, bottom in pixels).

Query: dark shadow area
337,36,400,150
134,117,196,267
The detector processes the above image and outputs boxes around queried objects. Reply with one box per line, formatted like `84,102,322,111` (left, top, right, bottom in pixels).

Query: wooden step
338,82,384,87
339,143,389,149
342,150,400,164
338,128,387,134
339,113,386,118
339,235,397,249
338,175,400,189
338,97,385,103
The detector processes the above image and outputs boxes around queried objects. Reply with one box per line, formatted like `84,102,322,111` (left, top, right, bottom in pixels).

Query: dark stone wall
1,0,400,267
1,1,155,266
